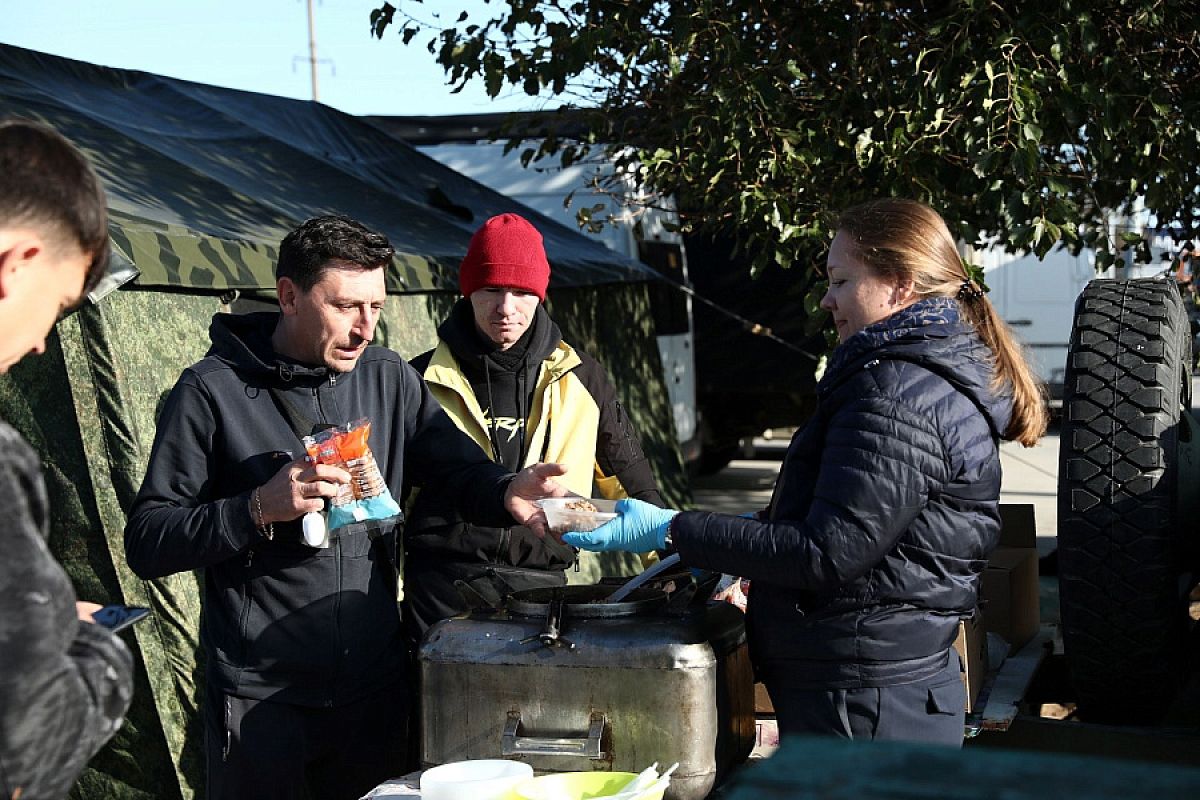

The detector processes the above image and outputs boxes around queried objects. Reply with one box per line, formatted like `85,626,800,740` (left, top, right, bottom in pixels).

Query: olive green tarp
0,44,689,800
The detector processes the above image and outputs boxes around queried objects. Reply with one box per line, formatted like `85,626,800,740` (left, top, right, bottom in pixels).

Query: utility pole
306,0,319,101
294,0,332,102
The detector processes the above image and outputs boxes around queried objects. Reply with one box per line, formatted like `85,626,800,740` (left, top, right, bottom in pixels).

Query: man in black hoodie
0,118,134,800
404,212,663,643
123,215,567,800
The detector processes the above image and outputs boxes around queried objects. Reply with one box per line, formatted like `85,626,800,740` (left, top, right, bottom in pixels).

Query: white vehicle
967,225,1179,398
417,137,700,461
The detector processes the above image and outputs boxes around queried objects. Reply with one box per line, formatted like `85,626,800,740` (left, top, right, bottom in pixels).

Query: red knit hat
458,213,551,300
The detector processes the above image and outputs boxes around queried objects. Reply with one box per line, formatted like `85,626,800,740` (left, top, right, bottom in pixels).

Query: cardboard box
754,682,774,714
751,717,780,760
981,546,1040,653
998,503,1037,548
953,611,988,712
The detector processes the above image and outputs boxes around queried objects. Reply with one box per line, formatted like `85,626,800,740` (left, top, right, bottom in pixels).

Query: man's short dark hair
277,215,395,291
0,118,110,296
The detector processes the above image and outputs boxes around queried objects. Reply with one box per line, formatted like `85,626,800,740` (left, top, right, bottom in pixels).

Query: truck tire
1057,277,1195,724
690,416,742,477
694,442,739,477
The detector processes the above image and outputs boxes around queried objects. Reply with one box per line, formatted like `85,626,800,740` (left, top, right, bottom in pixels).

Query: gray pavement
999,430,1059,556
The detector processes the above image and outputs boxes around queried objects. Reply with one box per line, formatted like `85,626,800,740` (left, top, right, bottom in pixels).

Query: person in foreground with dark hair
0,117,135,800
564,198,1048,747
123,214,567,800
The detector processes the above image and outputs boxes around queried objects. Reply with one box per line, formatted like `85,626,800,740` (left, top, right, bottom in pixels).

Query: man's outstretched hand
505,462,570,539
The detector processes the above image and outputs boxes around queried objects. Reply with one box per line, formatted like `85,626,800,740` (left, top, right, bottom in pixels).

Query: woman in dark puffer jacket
564,198,1048,746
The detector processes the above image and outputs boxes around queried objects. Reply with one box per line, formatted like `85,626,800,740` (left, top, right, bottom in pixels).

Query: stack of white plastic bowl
419,759,534,800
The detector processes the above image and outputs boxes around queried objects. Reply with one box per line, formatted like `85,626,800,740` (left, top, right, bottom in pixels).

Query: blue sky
1,0,548,117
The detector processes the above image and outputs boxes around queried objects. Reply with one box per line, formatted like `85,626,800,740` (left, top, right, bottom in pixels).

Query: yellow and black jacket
403,301,662,636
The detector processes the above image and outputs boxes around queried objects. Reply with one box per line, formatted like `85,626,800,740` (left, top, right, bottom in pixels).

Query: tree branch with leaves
372,1,1199,277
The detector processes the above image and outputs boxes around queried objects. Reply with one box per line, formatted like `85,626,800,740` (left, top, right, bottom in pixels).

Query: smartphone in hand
91,604,151,633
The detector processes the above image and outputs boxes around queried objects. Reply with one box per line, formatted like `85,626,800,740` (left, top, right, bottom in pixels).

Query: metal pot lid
506,584,667,618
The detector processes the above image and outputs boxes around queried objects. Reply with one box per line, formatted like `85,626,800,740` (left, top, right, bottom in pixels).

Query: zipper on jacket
315,375,339,708
237,561,254,667
222,694,233,761
328,534,343,708
313,385,333,431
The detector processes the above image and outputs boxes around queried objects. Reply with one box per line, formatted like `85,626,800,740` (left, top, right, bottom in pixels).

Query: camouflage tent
0,44,689,800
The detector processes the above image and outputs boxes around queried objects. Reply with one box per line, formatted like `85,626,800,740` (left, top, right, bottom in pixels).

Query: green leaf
370,3,395,39
1046,176,1070,195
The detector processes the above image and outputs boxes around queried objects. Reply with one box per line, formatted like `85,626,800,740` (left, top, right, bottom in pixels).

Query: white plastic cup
419,759,534,800
301,511,330,548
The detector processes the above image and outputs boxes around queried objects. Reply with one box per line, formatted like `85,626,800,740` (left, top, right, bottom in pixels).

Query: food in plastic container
536,497,619,534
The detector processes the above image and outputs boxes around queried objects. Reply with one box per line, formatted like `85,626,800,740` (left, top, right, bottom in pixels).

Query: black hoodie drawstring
483,358,503,465
516,356,530,468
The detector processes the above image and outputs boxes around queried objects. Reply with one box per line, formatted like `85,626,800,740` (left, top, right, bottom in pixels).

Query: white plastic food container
419,758,533,800
536,497,619,534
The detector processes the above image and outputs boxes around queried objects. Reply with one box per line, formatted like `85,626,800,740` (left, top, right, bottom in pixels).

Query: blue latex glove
562,498,678,552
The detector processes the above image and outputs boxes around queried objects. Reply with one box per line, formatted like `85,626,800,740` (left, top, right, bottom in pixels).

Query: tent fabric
0,44,690,800
0,43,659,292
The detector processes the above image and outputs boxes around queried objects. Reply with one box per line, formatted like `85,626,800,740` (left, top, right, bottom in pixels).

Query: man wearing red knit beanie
457,213,551,302
402,212,664,641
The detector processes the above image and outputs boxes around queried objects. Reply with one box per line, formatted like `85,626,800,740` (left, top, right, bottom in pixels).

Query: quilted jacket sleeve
0,425,134,800
670,390,951,592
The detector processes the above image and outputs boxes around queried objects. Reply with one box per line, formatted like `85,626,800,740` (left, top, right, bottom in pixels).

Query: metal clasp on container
500,711,608,759
518,589,574,649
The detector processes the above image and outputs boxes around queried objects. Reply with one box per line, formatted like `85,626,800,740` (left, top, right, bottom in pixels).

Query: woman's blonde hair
835,198,1048,447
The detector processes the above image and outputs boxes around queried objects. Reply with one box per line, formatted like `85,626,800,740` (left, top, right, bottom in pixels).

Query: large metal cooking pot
418,583,756,800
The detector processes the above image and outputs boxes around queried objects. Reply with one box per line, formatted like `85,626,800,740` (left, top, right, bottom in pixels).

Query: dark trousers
761,649,966,747
203,681,410,800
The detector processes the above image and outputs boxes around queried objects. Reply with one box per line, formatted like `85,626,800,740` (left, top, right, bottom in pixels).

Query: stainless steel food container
418,585,756,800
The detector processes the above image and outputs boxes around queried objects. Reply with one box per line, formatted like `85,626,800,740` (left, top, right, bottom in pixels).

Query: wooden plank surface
976,625,1055,731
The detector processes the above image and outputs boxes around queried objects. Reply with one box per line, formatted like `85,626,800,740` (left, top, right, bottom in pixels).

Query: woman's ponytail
957,291,1049,446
